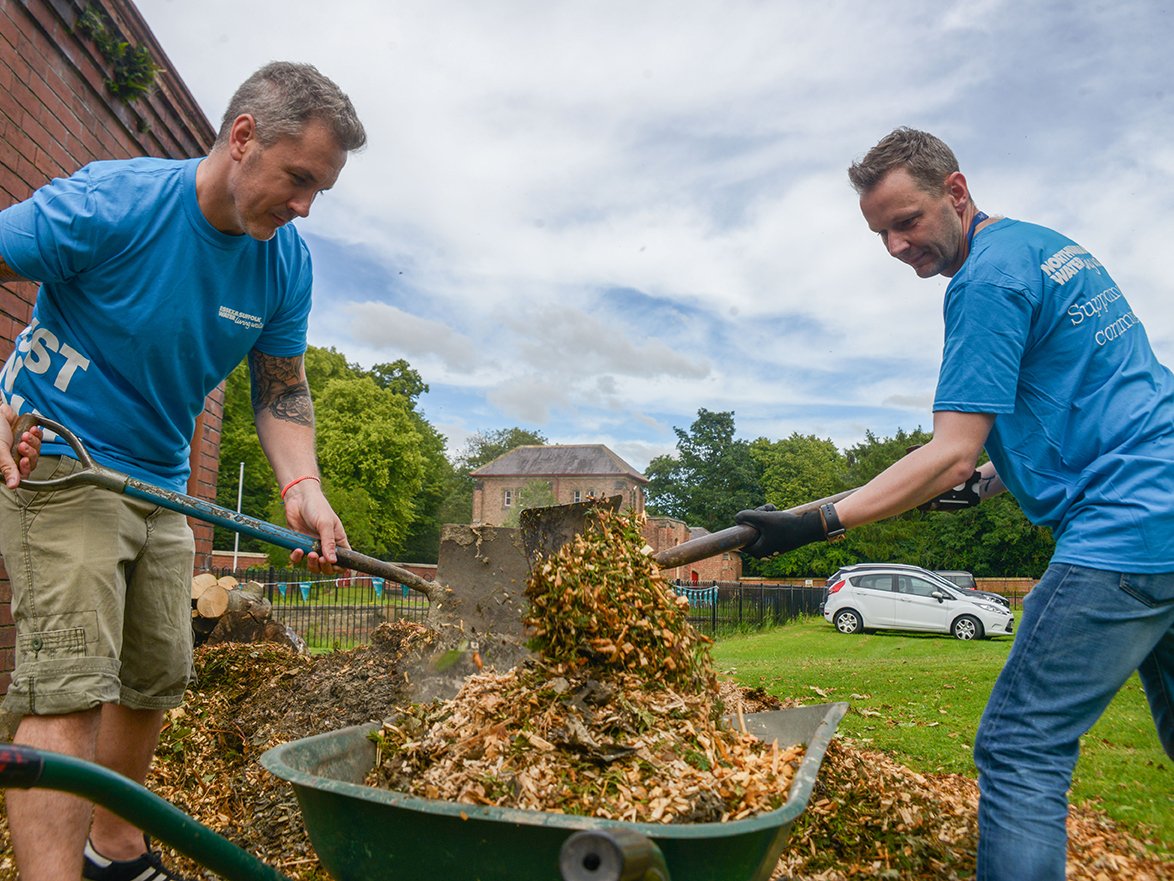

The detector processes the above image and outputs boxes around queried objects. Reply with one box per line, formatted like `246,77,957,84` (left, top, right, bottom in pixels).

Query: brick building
646,516,742,584
471,444,648,526
471,444,742,583
0,0,216,691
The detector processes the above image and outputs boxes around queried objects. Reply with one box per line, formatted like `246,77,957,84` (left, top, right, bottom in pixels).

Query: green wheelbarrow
0,703,846,881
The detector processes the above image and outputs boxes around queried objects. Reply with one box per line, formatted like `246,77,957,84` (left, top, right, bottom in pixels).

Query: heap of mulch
366,508,803,824
0,634,1169,880
0,503,1170,880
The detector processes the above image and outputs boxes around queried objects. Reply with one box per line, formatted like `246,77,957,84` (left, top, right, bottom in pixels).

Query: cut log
216,575,239,592
240,580,265,601
196,584,230,618
191,572,218,601
196,586,272,620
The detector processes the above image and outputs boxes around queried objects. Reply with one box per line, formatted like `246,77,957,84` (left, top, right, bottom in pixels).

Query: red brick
0,0,215,693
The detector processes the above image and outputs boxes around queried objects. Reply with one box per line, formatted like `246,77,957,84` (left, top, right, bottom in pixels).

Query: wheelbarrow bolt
558,828,670,881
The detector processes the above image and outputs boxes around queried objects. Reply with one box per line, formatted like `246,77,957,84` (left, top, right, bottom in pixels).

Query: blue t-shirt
0,157,313,490
934,218,1174,571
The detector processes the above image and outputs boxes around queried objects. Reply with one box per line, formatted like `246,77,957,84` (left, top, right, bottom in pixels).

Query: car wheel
952,614,984,640
834,609,863,635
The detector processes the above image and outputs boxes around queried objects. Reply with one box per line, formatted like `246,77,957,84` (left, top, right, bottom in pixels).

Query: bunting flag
299,584,311,601
373,577,384,598
277,582,287,597
401,583,410,598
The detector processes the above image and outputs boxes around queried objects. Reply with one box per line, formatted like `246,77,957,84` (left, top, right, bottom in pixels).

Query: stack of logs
191,573,305,651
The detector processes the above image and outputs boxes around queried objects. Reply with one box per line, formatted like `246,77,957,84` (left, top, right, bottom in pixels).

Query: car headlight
974,602,1002,613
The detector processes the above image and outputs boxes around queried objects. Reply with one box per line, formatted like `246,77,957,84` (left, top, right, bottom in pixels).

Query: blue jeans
973,563,1174,881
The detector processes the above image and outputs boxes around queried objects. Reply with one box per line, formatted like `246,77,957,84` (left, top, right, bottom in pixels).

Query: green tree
305,374,427,559
438,427,549,526
751,433,844,509
214,346,452,566
368,359,428,401
743,432,853,577
644,409,761,533
212,360,276,553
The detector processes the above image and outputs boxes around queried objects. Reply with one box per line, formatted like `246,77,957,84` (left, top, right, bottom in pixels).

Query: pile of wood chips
0,506,1169,879
0,639,1169,880
365,507,804,824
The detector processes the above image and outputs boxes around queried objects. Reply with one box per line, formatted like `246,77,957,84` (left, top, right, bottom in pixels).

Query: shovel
9,415,588,682
651,489,859,570
12,414,444,603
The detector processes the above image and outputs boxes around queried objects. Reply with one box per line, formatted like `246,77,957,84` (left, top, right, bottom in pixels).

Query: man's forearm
255,411,320,487
249,350,320,485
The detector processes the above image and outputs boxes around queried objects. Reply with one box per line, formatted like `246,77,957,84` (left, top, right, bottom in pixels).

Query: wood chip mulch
365,508,803,825
0,639,1169,880
0,508,1169,879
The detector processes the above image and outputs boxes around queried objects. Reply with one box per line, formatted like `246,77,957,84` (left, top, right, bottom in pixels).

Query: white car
822,563,1014,640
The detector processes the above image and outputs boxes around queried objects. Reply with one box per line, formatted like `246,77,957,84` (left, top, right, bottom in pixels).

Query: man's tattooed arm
248,350,314,427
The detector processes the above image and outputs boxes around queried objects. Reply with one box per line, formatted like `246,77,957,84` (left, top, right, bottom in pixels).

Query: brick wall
0,0,216,691
645,516,742,584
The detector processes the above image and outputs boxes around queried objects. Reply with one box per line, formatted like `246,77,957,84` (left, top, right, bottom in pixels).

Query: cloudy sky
135,0,1174,471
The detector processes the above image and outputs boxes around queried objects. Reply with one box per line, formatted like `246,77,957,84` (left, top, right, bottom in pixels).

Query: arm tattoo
978,474,997,498
248,350,314,427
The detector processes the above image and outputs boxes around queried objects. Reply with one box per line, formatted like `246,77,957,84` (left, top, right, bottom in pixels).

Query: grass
711,617,1173,853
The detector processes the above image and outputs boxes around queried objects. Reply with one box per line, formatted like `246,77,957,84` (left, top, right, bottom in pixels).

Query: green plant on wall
76,5,162,103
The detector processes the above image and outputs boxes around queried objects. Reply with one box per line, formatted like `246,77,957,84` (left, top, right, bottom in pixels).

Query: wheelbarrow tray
260,701,848,881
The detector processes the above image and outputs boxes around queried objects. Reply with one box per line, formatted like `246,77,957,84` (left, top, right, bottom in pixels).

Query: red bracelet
280,475,321,500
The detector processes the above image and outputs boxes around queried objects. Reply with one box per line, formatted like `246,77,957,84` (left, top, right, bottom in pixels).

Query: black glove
919,471,982,512
734,505,825,558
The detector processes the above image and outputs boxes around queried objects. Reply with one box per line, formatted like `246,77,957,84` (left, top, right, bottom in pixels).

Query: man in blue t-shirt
735,128,1174,880
0,62,366,881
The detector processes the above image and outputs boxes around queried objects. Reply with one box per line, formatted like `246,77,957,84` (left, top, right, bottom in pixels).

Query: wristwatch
820,503,846,543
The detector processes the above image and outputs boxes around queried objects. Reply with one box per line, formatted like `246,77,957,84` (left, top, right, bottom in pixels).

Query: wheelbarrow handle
12,414,438,597
651,488,859,570
0,743,293,881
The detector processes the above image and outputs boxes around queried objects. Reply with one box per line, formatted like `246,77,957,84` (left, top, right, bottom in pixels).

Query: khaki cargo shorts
0,455,195,715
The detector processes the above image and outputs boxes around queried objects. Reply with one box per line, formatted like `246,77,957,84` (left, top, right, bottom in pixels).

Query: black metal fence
671,581,826,635
209,569,825,649
210,568,430,651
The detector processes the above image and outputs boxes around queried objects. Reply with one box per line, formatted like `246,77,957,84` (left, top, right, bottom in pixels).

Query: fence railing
210,567,430,651
672,581,826,635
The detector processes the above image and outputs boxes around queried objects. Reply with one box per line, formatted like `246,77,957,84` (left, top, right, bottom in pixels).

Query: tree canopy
644,408,762,533
213,346,449,565
647,408,1053,579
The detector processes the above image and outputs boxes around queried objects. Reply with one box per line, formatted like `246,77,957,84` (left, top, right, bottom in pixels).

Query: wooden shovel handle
652,488,859,569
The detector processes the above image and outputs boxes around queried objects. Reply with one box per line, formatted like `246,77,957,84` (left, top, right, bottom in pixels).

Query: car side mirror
931,591,947,603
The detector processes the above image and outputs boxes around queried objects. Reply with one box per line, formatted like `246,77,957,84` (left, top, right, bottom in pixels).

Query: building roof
472,444,649,484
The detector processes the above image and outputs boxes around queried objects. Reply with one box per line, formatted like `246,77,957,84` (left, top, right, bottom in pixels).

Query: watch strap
820,503,846,542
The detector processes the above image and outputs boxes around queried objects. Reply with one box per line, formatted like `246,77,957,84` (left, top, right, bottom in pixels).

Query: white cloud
135,0,1174,466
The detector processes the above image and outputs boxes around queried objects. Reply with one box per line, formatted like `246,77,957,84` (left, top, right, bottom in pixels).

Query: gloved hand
919,471,982,512
734,504,826,558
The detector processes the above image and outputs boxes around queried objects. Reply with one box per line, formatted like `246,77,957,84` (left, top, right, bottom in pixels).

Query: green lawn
712,618,1173,854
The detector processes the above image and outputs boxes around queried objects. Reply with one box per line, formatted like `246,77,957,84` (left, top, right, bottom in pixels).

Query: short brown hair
215,61,366,152
848,127,959,196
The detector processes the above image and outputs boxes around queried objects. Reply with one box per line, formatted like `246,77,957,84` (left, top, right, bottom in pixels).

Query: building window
503,489,512,508
573,490,581,503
